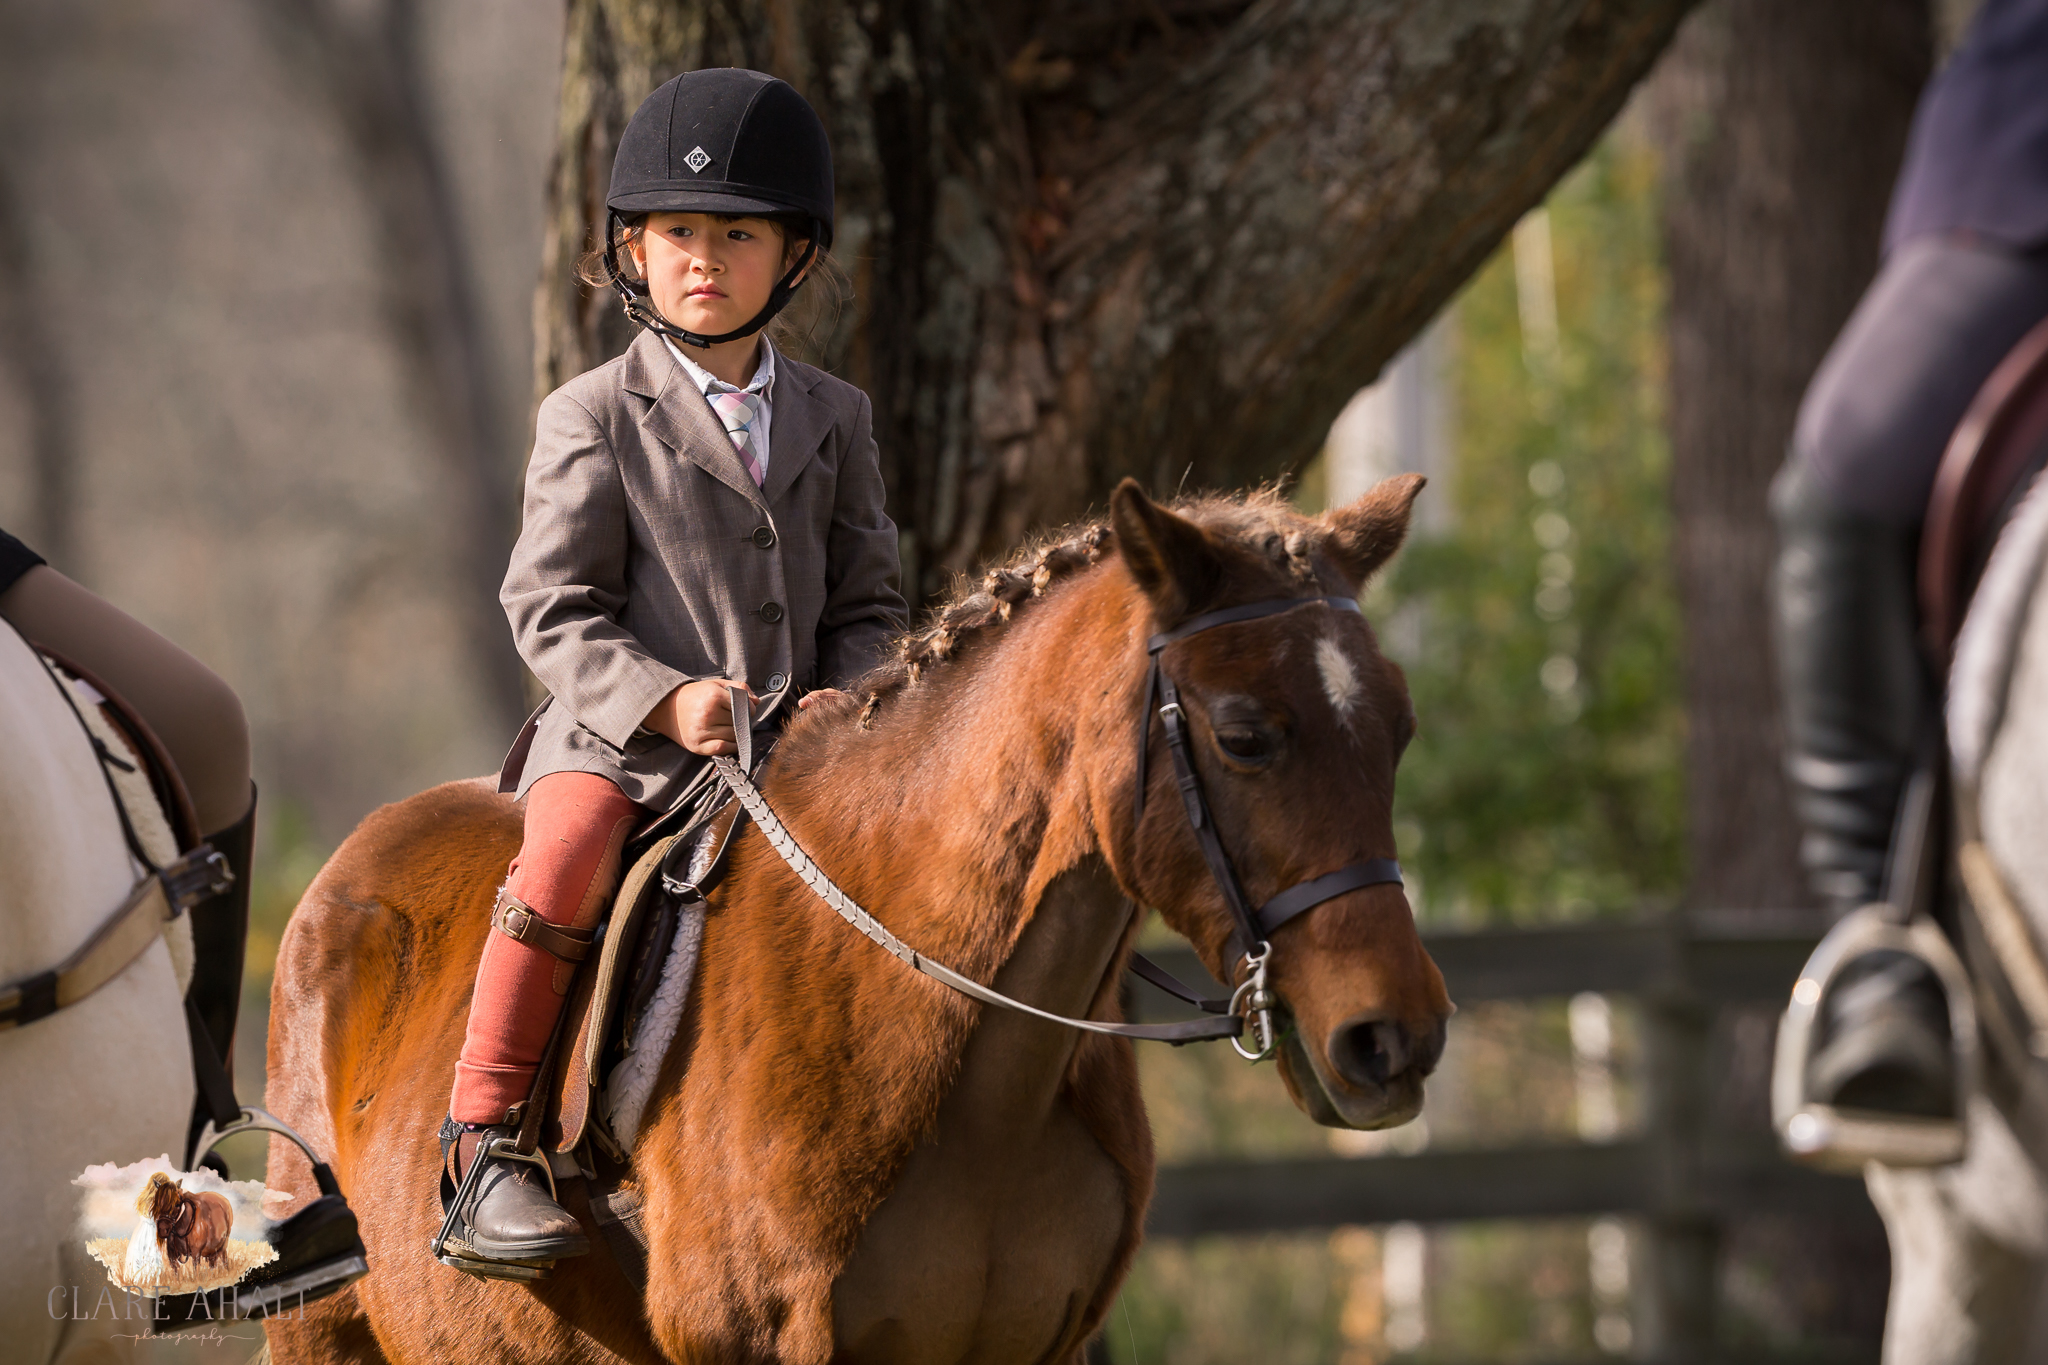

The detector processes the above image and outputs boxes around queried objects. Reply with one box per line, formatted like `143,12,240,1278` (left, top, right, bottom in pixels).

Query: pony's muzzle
1327,1012,1444,1091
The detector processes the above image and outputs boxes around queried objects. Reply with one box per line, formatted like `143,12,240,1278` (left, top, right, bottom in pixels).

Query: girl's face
631,212,802,336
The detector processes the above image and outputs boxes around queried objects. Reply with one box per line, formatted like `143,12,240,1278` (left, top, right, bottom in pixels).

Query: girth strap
0,873,173,1029
492,893,598,964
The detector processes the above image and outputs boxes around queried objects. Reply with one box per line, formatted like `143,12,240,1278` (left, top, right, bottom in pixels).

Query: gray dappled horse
1876,473,2048,1363
0,622,194,1363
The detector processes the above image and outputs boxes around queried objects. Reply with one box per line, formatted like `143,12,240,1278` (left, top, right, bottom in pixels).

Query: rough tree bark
538,0,1698,601
253,0,531,738
1647,0,1930,915
1644,0,1930,1353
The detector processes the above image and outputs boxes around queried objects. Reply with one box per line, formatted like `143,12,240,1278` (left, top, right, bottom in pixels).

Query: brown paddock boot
434,1117,588,1278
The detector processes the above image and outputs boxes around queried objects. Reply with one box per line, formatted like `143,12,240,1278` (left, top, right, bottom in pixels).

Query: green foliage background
1380,130,1683,927
1105,122,1686,1364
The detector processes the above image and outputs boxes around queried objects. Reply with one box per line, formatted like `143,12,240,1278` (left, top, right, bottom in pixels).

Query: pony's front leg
1866,1096,2048,1363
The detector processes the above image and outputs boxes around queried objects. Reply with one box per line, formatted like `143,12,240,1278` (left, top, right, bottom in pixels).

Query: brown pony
140,1172,235,1269
263,478,1453,1365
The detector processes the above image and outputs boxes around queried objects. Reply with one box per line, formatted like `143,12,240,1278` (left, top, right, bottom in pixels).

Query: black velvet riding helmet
603,68,834,348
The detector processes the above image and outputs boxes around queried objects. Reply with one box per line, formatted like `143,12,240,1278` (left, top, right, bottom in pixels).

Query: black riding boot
1771,462,1955,1117
438,1117,589,1269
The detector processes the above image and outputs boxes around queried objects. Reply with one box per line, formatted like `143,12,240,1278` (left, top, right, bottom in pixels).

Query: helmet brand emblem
683,146,711,174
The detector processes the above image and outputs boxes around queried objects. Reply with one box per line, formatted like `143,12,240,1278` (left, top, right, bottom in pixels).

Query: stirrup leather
1772,905,1975,1171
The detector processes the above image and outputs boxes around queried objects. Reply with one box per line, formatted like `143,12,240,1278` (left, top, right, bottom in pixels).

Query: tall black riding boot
185,789,256,1169
1771,464,1928,909
1772,463,1954,1118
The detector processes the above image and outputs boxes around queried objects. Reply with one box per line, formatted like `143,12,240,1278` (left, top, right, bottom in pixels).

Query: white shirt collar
663,333,777,400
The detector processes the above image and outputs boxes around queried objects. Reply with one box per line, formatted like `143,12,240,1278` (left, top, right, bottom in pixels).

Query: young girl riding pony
438,68,905,1275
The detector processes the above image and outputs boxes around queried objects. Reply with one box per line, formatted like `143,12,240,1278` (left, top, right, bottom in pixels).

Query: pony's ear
1111,478,1222,620
1319,473,1426,589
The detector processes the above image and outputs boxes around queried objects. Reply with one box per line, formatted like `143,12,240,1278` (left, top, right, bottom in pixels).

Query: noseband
710,593,1404,1060
1133,596,1404,1057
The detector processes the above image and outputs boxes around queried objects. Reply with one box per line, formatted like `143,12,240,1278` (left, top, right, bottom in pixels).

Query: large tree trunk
538,0,1696,601
1648,0,1930,914
1644,0,1930,1354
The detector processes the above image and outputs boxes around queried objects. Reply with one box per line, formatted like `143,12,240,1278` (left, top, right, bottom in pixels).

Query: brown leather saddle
1921,315,2048,661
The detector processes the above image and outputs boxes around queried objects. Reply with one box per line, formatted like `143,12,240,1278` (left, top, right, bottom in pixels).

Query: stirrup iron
143,1107,370,1333
1772,904,1975,1171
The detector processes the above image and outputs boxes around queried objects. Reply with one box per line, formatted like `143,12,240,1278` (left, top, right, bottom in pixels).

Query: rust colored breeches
449,770,644,1125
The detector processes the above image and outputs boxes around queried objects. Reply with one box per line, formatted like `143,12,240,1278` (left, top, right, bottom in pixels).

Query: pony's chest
830,1100,1126,1364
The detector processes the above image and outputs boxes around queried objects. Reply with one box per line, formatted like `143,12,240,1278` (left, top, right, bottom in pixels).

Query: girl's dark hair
578,212,851,362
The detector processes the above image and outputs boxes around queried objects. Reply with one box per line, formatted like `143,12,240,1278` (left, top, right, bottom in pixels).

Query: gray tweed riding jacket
497,328,906,811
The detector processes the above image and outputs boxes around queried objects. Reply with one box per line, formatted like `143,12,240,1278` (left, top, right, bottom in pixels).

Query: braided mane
856,487,1324,727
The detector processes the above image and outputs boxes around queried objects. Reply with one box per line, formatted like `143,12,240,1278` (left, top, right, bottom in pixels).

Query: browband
1148,595,1362,654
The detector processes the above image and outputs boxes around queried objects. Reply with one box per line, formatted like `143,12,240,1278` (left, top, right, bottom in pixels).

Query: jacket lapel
760,365,832,507
625,331,765,509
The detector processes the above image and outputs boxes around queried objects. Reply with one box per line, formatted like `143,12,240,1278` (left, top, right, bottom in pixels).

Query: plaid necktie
708,389,767,486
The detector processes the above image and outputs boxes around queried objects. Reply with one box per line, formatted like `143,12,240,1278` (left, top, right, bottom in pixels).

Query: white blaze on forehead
1316,634,1362,724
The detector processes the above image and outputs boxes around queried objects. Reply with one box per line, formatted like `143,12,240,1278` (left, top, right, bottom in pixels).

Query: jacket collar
623,329,831,509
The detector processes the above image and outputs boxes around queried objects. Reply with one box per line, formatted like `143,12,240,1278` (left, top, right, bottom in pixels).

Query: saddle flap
1922,315,2048,658
548,829,683,1155
548,956,602,1153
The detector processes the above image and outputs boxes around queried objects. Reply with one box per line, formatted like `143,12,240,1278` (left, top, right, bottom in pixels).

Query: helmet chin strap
603,209,820,349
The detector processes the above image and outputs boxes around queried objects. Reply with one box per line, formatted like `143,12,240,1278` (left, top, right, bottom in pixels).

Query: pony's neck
774,566,1142,981
635,567,1152,1354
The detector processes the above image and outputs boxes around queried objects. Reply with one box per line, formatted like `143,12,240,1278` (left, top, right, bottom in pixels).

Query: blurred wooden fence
1125,916,1874,1363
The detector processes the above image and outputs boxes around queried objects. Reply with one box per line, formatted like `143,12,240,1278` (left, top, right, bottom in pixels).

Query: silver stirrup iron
1771,904,1975,1172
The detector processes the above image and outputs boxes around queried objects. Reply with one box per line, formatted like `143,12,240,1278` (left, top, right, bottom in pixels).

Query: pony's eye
1215,728,1272,762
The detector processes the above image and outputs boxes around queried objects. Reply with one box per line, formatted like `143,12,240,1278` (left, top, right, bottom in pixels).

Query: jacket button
751,526,776,549
767,672,787,691
759,600,785,624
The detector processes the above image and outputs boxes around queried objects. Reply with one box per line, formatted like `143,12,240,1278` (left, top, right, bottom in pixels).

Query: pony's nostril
1328,1015,1409,1089
1411,1017,1447,1077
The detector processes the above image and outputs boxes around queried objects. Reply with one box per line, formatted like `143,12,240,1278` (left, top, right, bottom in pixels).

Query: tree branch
542,0,1698,598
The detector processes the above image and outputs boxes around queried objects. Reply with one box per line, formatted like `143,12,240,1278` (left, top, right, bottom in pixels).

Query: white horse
0,618,200,1364
1869,473,2048,1363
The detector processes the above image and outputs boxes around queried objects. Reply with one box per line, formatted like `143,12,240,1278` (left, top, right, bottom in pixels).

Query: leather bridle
1132,595,1404,1057
713,592,1404,1060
